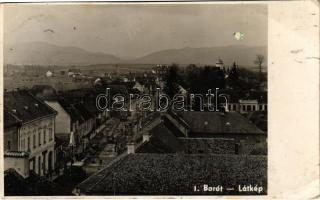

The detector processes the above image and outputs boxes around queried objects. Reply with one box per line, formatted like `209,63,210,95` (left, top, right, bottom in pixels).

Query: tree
163,64,180,99
254,54,265,89
254,54,264,75
228,62,239,89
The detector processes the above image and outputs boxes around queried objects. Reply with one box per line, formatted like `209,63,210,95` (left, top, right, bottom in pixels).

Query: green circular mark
234,32,244,40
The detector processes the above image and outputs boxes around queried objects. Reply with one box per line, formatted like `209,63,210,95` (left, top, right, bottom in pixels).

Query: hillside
5,41,122,66
5,42,267,68
133,45,267,67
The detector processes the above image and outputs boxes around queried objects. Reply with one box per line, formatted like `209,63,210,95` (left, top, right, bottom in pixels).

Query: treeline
163,63,267,98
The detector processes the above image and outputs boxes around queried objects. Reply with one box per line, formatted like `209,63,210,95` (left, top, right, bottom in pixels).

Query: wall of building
4,156,29,178
188,132,267,144
45,101,71,134
18,116,56,176
228,103,267,113
4,126,19,151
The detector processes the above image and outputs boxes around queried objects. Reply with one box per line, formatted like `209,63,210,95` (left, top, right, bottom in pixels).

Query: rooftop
177,111,264,135
76,153,267,195
179,137,236,154
4,109,21,129
136,122,184,154
4,90,57,124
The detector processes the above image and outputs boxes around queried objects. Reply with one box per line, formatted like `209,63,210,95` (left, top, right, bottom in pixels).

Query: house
4,110,22,152
73,103,95,149
136,113,265,155
46,71,53,77
136,122,236,155
169,111,266,143
215,58,224,69
44,98,94,158
132,81,144,93
4,90,57,177
224,90,268,113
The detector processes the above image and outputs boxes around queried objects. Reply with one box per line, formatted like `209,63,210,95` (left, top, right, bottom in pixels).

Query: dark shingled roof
179,138,236,154
4,110,21,129
56,98,85,123
76,153,267,195
177,111,264,135
136,122,236,155
4,90,57,124
136,123,184,153
73,103,94,121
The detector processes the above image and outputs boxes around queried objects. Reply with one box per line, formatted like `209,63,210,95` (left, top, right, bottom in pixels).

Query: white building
4,90,57,177
46,70,53,77
215,58,224,69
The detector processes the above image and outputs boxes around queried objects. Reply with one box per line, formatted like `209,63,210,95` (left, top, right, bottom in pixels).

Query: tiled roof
76,153,267,195
4,109,21,129
56,98,85,123
73,103,94,121
4,90,57,124
177,111,264,135
179,138,236,154
136,123,184,153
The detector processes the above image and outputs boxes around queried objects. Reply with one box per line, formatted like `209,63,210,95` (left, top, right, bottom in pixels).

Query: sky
4,4,267,58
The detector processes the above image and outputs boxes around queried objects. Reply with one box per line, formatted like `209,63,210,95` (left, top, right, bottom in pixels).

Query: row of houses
4,88,110,179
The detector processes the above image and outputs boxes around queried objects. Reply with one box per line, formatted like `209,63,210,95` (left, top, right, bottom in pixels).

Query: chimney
143,133,150,142
127,142,135,154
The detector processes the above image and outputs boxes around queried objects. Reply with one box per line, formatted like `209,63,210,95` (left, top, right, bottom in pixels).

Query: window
21,139,25,151
49,128,53,141
43,129,47,144
38,131,41,146
38,156,41,175
33,134,36,149
228,104,231,111
27,137,30,151
7,141,11,151
253,105,256,111
242,105,246,111
259,105,263,110
233,105,236,111
265,105,267,110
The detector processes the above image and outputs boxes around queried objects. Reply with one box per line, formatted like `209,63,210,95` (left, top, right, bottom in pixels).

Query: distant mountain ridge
5,41,122,66
5,42,267,68
133,45,267,67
